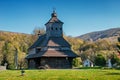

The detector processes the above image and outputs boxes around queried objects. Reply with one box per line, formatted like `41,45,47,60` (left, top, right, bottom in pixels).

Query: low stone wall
0,66,6,70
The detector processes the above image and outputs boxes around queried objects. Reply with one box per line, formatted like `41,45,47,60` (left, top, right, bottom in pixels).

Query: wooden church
26,11,78,69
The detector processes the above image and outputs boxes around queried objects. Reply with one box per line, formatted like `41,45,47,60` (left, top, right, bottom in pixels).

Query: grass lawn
0,69,120,80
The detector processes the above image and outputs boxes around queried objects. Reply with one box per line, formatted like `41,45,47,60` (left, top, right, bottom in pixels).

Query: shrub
72,58,80,67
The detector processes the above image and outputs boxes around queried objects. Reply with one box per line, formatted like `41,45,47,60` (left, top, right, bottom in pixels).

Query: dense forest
0,31,35,69
0,28,120,69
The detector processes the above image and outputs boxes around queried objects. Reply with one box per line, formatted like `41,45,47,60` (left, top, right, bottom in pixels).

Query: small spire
53,7,56,13
38,30,41,36
51,8,57,17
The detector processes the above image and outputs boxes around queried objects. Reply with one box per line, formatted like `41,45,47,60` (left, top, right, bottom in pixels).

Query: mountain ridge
77,28,120,41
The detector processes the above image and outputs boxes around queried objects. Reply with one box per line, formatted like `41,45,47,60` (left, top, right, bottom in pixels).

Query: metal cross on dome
53,7,56,13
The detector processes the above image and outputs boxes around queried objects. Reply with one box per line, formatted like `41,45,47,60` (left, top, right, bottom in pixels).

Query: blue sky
0,0,120,36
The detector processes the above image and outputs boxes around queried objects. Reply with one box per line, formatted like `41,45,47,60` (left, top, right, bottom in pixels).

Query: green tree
95,54,106,66
0,41,4,64
1,41,9,66
72,58,81,67
111,53,120,66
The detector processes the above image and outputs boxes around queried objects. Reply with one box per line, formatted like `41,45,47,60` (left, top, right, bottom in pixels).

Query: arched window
60,28,62,30
51,27,53,30
56,28,57,30
36,48,41,53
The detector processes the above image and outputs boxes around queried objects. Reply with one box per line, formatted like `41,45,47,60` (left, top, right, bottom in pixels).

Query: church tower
26,10,78,69
45,10,63,37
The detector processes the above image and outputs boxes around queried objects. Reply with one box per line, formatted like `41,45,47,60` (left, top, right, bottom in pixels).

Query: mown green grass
0,69,120,80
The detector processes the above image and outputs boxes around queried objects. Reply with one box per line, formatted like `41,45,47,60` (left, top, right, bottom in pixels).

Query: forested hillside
0,31,35,69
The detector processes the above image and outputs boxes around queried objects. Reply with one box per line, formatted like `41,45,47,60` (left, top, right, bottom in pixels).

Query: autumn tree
79,41,97,63
117,37,120,50
64,36,83,54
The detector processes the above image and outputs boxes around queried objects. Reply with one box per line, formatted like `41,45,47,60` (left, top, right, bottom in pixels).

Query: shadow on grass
79,67,102,69
106,72,120,75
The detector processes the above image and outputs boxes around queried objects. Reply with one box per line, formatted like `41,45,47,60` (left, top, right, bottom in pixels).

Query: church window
60,28,62,30
56,28,58,30
36,48,41,53
51,27,53,30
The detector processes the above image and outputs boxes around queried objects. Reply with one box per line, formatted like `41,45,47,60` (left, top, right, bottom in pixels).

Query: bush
72,58,80,67
7,64,15,69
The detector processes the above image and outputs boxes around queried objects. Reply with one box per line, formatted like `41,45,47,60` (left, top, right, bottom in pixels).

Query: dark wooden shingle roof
47,37,70,47
28,34,46,49
29,35,71,50
26,50,78,59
